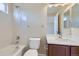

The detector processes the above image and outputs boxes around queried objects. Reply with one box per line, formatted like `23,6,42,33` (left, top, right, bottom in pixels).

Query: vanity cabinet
71,46,79,56
48,44,70,56
48,44,79,56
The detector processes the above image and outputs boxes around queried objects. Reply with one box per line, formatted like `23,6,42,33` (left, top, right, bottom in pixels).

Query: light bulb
49,5,53,8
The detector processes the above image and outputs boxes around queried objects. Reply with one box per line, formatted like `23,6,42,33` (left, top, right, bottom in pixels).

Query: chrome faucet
57,31,62,39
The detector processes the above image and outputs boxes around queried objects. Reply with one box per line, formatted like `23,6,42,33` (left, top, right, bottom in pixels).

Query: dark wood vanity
71,46,79,56
48,44,79,56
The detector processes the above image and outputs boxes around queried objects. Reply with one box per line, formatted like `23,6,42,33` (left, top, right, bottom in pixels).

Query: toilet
24,38,40,56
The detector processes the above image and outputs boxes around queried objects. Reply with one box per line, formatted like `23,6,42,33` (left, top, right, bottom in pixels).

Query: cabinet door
71,46,79,56
48,44,70,56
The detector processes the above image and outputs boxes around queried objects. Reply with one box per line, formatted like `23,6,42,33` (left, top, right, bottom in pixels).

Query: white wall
47,16,54,34
0,3,47,51
25,6,47,37
0,12,13,49
13,4,47,47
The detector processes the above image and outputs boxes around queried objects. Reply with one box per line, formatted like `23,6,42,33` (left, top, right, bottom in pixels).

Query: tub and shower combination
0,45,26,56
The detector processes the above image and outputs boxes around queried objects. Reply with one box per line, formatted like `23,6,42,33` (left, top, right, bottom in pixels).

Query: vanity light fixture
48,4,53,8
64,3,75,13
48,3,69,8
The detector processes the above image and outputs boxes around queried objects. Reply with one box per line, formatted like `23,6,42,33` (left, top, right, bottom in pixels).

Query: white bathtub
0,45,26,56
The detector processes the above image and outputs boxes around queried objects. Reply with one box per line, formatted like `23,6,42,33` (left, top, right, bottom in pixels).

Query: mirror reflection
47,3,79,39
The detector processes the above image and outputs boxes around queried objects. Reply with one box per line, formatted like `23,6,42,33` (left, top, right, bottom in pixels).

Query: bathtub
0,45,26,56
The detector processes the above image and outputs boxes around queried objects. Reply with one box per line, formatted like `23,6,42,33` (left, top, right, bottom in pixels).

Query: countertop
46,34,79,46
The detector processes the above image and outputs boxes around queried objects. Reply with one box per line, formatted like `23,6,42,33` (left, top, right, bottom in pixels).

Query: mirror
47,6,58,34
71,4,79,38
63,10,71,38
47,3,79,39
63,3,79,39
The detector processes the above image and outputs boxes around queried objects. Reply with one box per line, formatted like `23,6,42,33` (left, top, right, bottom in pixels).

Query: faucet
57,31,62,39
15,36,20,49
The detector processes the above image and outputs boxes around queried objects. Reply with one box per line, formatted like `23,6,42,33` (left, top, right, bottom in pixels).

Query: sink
46,35,79,46
55,37,75,43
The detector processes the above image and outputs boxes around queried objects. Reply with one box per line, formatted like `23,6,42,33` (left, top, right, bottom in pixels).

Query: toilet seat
24,49,38,56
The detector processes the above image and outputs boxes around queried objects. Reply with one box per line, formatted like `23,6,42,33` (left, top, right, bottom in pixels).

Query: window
14,9,20,20
14,7,27,21
0,3,8,14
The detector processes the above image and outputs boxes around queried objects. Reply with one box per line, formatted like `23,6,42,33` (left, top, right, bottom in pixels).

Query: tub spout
15,36,20,49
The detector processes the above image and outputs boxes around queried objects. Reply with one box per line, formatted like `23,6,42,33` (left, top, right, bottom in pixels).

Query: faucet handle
16,36,20,40
16,41,19,44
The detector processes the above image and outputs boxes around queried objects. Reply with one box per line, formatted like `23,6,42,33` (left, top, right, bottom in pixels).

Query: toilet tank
29,38,40,49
